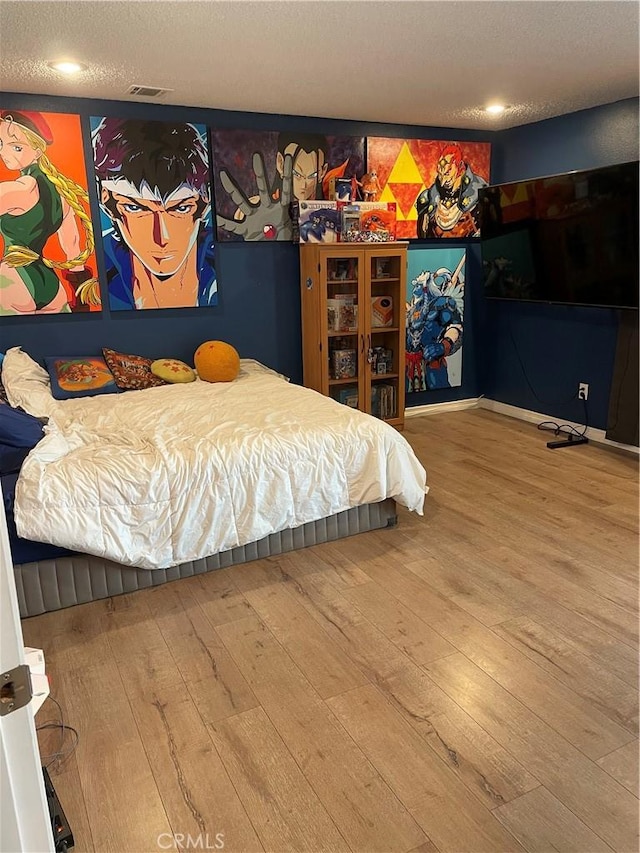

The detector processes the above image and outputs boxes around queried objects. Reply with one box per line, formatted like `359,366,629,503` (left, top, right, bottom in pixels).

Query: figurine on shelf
350,173,362,202
361,169,382,202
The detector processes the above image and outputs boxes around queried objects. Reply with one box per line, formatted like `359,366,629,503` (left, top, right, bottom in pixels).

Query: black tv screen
479,161,639,309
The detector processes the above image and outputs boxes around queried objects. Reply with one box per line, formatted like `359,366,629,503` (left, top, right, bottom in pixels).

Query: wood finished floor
24,410,639,853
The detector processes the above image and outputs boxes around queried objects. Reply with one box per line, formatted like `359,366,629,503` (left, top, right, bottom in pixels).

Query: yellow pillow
150,358,196,384
194,341,240,383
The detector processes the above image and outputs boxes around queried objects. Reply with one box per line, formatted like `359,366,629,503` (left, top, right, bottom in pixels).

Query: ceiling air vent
127,85,173,98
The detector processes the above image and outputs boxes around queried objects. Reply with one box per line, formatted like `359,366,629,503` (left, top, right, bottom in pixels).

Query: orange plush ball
194,341,240,383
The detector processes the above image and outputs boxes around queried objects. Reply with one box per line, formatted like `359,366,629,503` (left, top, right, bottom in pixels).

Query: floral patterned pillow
102,348,167,391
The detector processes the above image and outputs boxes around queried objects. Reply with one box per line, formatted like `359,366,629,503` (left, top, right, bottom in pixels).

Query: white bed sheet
3,348,427,570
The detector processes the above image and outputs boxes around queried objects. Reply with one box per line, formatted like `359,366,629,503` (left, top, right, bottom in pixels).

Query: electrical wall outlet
578,382,589,400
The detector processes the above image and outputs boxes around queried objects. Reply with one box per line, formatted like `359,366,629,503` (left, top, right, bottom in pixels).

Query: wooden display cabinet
300,242,408,430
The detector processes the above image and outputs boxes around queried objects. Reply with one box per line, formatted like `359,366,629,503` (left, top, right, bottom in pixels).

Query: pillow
194,341,240,383
151,358,196,384
45,356,119,401
1,347,55,419
102,348,167,391
0,404,45,448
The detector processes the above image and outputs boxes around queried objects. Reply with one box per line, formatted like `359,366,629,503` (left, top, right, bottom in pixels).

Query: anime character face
101,181,202,277
436,151,465,193
0,121,40,171
277,144,328,200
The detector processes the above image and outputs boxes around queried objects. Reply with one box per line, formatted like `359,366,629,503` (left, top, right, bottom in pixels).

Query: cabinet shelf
329,377,359,386
300,242,408,430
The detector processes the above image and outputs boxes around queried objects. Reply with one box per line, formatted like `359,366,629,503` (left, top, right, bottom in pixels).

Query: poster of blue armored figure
406,247,466,392
90,117,216,311
211,129,365,241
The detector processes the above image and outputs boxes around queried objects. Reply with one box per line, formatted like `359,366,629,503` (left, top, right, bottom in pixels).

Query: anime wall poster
211,129,365,241
406,247,466,392
0,109,101,315
90,117,216,311
366,138,491,239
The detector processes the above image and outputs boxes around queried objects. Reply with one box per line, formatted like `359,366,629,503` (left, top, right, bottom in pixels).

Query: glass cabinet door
366,250,404,423
324,253,362,410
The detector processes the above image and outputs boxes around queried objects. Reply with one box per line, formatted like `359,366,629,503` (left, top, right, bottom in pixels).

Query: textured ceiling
0,0,638,130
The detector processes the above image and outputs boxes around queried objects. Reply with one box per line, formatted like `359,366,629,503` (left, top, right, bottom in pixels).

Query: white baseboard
479,398,640,456
405,398,481,418
405,396,638,455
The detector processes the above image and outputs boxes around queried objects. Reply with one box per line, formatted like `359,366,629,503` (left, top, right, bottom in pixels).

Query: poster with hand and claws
211,129,365,241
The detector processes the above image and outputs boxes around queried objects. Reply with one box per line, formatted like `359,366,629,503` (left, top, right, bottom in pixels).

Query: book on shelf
327,294,358,332
371,383,396,419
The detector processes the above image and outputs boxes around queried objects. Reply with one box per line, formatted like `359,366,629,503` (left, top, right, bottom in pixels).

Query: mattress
15,499,398,618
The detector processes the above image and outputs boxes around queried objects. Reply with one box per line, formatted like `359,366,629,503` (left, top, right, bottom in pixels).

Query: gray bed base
15,499,398,618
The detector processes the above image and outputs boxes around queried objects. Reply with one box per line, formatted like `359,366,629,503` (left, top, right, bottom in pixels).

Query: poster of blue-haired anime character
406,247,466,392
211,129,365,241
90,117,216,311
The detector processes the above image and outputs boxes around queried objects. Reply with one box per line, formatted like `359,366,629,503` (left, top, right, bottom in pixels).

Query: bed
1,347,427,618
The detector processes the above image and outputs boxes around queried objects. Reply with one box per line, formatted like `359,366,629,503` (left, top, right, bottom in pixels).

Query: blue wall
1,92,637,425
0,91,492,394
486,98,639,429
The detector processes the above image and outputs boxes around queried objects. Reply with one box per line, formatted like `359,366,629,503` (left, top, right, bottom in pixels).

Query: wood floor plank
186,570,256,626
404,545,639,689
329,577,456,665
104,599,264,852
493,786,614,852
408,843,440,853
493,616,638,735
355,554,633,761
146,582,259,724
242,582,370,698
209,706,348,852
426,653,639,852
403,562,634,760
596,740,639,797
57,660,173,853
484,545,639,650
327,684,525,853
295,542,373,587
216,614,427,852
283,572,538,809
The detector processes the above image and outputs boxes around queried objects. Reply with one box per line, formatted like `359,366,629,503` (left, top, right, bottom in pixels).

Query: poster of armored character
91,117,216,311
366,138,491,239
211,129,365,241
406,247,466,392
0,109,100,315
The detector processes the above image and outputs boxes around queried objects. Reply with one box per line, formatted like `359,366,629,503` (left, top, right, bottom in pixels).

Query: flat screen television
478,161,639,309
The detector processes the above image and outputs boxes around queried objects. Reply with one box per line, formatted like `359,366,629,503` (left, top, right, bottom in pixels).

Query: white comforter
4,348,427,570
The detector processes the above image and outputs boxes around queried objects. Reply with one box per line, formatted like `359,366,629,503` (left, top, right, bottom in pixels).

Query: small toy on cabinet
350,174,362,202
361,169,382,202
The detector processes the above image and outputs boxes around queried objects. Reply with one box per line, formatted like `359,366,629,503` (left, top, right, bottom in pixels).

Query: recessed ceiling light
485,103,506,115
48,60,85,75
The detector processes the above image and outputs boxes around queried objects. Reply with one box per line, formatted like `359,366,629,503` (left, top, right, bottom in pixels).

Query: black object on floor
547,434,589,450
43,765,74,851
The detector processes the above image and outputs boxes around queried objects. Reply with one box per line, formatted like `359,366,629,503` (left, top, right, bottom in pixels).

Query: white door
0,496,53,853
